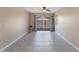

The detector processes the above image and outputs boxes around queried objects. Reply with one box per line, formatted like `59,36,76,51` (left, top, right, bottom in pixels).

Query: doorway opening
34,15,55,31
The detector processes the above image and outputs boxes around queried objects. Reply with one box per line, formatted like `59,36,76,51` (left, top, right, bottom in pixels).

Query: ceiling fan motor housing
43,7,47,10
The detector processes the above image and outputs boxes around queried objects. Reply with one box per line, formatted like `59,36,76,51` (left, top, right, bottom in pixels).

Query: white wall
29,13,35,32
55,7,79,48
0,7,29,50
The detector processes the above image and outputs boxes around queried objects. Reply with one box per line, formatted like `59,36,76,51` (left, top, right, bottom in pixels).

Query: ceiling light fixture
42,7,47,12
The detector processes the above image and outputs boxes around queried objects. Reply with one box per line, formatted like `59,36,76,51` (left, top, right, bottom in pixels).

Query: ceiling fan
42,7,52,12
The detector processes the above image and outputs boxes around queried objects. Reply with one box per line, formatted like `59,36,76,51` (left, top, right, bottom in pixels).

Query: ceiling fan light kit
42,7,51,13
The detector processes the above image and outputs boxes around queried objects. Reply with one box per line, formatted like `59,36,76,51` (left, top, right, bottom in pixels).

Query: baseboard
0,33,26,52
56,32,79,51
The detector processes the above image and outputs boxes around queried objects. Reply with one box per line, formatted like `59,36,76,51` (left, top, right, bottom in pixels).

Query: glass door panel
35,16,55,31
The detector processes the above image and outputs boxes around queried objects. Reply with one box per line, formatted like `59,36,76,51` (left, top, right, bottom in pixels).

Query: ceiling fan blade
46,9,51,11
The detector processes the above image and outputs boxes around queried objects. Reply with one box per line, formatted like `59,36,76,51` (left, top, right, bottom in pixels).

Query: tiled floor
3,31,78,52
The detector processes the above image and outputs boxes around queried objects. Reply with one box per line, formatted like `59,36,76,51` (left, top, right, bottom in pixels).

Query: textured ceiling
24,7,62,13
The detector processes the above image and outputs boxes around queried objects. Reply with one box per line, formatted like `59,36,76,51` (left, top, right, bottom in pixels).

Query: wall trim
56,32,79,52
0,33,27,52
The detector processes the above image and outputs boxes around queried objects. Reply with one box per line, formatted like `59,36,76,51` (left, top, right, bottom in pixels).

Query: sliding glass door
34,16,55,31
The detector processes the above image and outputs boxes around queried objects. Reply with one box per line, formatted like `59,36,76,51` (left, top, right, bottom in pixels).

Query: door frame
33,15,55,32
